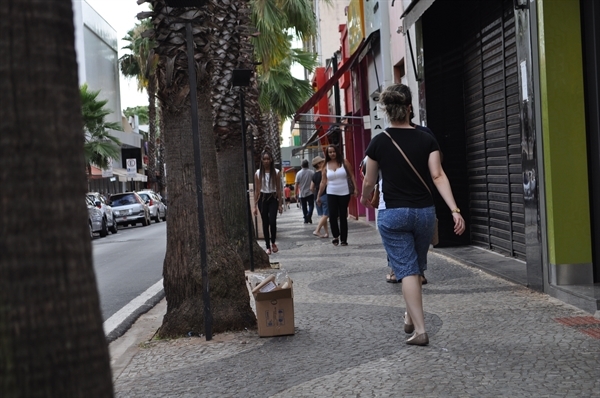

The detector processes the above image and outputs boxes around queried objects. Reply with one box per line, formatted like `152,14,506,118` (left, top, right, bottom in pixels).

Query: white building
72,0,146,189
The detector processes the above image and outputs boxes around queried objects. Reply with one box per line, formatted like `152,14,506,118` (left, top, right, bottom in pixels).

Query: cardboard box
254,280,294,337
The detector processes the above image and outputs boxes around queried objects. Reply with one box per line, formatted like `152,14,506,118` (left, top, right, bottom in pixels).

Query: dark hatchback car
110,192,151,227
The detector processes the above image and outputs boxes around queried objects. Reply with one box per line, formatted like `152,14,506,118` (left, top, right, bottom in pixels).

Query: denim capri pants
377,206,436,281
316,193,329,217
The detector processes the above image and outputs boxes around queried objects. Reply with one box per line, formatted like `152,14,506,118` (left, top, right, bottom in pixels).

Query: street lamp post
232,69,255,272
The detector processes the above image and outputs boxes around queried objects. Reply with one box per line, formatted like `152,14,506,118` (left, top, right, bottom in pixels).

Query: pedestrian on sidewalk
253,149,283,255
295,159,315,224
360,83,465,346
284,184,291,209
318,144,358,246
311,156,329,238
383,114,441,284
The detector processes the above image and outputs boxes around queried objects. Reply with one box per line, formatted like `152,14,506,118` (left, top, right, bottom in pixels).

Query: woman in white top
253,149,282,255
317,145,358,246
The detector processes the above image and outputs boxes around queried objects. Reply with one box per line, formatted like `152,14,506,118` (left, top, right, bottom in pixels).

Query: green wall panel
537,0,592,265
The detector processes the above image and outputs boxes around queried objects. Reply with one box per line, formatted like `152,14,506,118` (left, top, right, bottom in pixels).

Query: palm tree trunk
211,0,270,269
147,75,157,190
157,102,166,197
0,0,113,395
158,86,256,337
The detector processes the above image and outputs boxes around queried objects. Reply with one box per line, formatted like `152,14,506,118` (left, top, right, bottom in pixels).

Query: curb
103,279,165,343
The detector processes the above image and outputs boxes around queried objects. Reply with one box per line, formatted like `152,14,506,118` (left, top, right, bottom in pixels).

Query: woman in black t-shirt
360,84,465,346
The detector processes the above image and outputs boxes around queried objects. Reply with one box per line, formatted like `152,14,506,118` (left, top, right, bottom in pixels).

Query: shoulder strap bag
383,131,439,246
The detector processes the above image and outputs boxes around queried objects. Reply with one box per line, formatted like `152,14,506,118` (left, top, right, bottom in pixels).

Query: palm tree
210,0,318,270
124,105,149,125
146,0,256,338
139,0,323,336
120,20,159,191
80,84,121,175
0,0,113,394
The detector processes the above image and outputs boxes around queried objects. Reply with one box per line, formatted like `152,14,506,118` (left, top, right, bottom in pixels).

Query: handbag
383,131,439,246
370,184,380,207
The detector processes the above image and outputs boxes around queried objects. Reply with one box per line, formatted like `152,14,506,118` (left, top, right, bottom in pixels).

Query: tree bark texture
150,0,256,337
0,1,114,396
147,75,157,190
217,146,270,269
157,88,256,338
210,0,270,269
157,103,166,197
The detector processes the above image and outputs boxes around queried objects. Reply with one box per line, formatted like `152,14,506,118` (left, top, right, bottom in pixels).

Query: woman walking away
360,84,465,346
253,149,283,255
310,156,329,238
317,145,358,246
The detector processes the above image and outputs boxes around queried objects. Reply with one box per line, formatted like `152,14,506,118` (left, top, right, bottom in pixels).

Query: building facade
293,0,599,313
73,0,146,192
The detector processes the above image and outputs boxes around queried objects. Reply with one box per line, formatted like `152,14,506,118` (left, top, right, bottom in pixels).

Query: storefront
402,0,599,311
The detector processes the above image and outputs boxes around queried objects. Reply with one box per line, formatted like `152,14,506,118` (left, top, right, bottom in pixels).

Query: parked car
136,190,167,222
87,192,117,236
109,192,151,227
87,196,104,238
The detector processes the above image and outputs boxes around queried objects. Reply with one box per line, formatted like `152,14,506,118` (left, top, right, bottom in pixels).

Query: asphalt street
92,221,165,321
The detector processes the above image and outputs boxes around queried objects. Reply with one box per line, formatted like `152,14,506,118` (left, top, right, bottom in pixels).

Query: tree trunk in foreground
0,0,113,396
157,88,256,337
147,75,157,190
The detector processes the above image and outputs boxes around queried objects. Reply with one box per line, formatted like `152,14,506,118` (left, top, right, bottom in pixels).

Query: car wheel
100,218,108,237
89,223,94,239
110,219,118,234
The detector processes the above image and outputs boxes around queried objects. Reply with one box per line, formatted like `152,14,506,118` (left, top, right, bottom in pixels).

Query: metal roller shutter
463,0,525,258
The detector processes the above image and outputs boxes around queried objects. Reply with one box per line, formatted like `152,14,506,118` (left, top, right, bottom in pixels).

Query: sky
83,0,307,145
85,0,151,110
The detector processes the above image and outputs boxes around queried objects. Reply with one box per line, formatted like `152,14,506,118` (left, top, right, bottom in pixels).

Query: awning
401,0,436,31
112,168,148,182
291,35,373,128
291,126,343,156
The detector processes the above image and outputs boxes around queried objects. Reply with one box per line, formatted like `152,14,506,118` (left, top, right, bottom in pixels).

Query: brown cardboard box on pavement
253,278,294,337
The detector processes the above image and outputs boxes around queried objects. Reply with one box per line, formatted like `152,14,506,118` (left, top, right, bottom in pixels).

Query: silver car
87,196,104,238
110,192,151,227
87,192,117,236
136,190,167,223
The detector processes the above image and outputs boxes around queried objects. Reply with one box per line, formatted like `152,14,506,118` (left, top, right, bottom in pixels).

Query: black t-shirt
365,127,439,208
312,170,323,193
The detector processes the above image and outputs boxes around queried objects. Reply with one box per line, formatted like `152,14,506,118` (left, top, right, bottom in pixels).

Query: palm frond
280,0,316,40
290,48,317,71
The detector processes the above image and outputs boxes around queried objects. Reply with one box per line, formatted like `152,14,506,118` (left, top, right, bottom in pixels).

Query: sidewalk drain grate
554,316,600,340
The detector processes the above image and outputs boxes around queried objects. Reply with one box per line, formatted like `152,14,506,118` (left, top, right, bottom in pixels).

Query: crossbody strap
382,131,432,196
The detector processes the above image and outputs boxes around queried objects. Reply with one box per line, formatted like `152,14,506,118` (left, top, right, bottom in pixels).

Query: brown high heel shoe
406,332,429,346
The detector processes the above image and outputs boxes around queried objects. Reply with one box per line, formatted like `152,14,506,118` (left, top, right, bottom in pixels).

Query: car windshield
138,193,150,201
111,194,137,206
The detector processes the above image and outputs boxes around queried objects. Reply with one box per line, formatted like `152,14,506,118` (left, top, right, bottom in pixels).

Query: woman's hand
278,204,283,214
452,212,465,235
316,197,321,206
253,206,258,216
360,195,373,208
